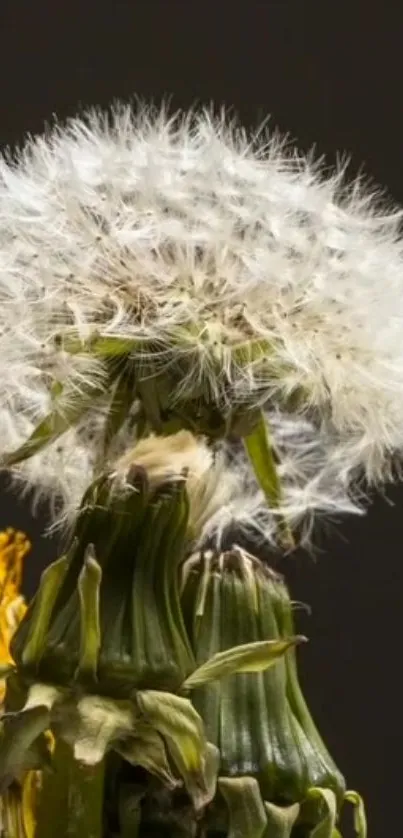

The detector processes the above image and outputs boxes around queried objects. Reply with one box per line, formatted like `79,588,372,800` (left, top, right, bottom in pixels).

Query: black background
1,3,402,836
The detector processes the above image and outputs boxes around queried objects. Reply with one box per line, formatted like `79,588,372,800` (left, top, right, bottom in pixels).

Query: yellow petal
0,528,30,691
0,528,38,838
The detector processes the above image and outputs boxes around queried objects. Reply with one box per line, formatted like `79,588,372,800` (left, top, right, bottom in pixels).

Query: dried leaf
73,695,134,766
135,690,210,808
118,726,178,789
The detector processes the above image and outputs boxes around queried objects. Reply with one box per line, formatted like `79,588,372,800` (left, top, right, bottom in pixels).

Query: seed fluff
1,103,403,539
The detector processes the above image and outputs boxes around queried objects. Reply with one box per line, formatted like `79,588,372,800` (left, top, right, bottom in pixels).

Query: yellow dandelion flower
0,527,38,838
0,528,30,684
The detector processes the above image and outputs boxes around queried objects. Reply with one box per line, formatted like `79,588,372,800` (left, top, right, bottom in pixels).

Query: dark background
1,2,401,835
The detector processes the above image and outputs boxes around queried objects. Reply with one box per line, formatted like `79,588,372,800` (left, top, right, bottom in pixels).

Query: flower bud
181,547,346,808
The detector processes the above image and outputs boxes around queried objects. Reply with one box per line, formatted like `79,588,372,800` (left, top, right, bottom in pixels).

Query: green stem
35,740,105,838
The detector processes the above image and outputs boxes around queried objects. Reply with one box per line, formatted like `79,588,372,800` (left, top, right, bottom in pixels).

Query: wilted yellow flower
0,528,30,690
0,527,37,838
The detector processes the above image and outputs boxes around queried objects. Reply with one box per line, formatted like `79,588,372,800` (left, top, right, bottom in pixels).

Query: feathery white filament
1,104,403,538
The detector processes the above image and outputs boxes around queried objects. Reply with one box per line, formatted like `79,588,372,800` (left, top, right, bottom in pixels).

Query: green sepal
302,787,338,838
218,776,268,838
58,331,139,358
76,546,102,683
1,379,106,467
16,554,70,670
129,480,195,686
344,790,367,838
271,578,346,803
244,410,295,550
100,372,136,461
136,372,164,432
264,801,300,837
181,636,306,691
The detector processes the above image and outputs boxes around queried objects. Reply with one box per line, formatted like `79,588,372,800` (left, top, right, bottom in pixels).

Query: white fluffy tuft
1,103,403,537
198,413,365,552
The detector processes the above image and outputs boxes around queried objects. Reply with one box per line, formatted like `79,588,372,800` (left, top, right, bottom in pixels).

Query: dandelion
0,103,388,836
0,105,402,534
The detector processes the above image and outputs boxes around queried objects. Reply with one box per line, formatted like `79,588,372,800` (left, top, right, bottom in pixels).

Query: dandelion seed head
1,103,403,533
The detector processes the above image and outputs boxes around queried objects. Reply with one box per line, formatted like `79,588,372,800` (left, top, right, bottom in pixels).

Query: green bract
0,440,366,837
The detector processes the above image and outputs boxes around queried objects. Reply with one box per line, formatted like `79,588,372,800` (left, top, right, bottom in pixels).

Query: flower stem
34,739,105,838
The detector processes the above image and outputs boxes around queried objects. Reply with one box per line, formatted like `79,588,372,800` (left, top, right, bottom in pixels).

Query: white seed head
115,429,213,488
112,430,237,540
1,103,403,534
